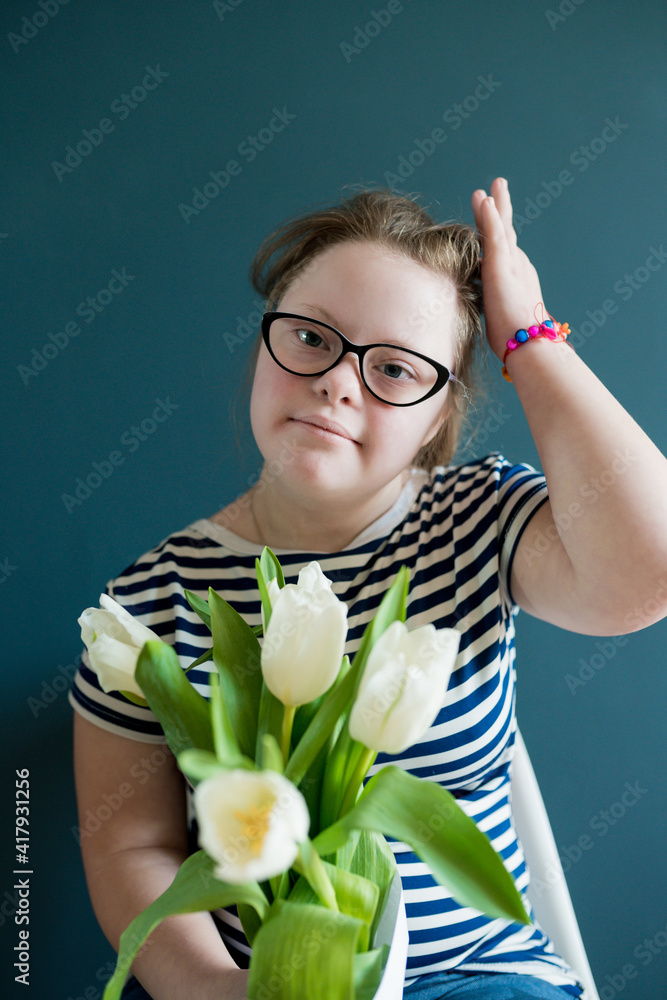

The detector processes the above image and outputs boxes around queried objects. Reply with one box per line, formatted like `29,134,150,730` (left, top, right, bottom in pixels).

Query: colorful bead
501,308,572,383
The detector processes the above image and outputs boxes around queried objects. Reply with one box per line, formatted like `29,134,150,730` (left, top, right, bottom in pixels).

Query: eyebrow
300,303,414,350
301,303,340,326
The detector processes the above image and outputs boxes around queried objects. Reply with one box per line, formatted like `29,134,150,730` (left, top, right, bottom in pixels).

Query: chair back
511,727,600,1000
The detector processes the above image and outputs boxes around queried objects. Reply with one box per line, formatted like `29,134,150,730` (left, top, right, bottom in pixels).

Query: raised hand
471,177,547,361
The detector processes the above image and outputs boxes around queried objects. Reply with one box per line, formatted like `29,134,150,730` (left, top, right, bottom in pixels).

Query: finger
471,188,486,229
490,177,518,247
480,195,510,254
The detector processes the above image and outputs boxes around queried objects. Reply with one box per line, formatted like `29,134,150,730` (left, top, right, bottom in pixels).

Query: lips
291,415,358,443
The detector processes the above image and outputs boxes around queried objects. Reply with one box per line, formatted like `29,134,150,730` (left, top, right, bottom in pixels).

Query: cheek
250,352,303,440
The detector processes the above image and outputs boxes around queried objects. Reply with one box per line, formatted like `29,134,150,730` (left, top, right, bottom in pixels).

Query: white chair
512,727,600,1000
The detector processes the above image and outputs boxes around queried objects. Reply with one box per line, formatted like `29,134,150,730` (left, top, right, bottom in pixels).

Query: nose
312,353,364,404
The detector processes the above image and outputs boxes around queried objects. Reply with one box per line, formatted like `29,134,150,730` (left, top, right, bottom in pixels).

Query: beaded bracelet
501,308,572,382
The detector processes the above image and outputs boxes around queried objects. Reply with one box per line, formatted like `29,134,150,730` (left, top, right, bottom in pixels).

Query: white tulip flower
348,620,460,755
194,769,310,884
78,594,160,698
261,562,348,707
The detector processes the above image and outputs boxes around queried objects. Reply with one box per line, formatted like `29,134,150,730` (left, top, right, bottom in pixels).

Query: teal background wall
1,2,666,997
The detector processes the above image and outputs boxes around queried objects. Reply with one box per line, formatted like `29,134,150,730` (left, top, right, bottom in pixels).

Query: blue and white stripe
69,453,582,995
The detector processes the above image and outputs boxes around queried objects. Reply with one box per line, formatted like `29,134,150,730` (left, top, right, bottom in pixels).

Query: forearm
86,846,249,1000
508,335,667,617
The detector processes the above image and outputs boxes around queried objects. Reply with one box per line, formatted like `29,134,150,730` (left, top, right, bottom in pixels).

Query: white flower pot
372,871,409,1000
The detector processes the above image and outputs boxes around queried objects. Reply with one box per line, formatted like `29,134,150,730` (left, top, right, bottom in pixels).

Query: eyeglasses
261,312,455,407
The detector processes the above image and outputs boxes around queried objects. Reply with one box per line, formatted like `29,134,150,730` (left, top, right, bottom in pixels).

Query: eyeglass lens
268,317,440,405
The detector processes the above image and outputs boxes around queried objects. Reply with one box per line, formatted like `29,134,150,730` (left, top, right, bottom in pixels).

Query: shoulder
418,452,541,504
104,521,222,616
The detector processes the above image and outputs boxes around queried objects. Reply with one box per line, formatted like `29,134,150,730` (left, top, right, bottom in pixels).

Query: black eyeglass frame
261,311,455,407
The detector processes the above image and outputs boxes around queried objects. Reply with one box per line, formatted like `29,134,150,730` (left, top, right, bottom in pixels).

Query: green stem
338,746,377,819
280,704,296,765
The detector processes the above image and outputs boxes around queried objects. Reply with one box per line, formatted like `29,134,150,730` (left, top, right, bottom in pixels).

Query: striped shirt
69,453,583,995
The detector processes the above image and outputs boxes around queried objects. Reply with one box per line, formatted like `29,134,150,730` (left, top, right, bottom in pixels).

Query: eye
296,328,325,348
377,361,415,381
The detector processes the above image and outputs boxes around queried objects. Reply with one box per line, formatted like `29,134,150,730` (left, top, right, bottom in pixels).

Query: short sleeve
496,457,549,612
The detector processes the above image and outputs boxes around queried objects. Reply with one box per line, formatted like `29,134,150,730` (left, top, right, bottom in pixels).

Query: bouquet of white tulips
78,548,530,1000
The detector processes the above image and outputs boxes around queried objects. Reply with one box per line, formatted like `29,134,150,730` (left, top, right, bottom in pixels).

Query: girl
70,177,667,1000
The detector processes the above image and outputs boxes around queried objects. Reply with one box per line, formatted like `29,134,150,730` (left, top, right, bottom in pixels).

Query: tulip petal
349,620,460,754
78,595,163,700
194,770,310,884
87,634,145,698
260,571,348,707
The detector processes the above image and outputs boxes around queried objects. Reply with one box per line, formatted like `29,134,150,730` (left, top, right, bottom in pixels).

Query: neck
249,469,410,553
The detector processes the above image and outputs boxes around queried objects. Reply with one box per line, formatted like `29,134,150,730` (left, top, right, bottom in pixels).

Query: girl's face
249,240,459,506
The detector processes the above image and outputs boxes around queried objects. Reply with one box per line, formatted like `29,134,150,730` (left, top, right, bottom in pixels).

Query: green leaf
319,713,355,829
247,900,366,1000
313,765,531,926
177,748,225,784
259,546,285,588
293,838,339,913
184,647,212,672
208,587,263,760
209,670,242,765
255,557,273,630
236,901,263,947
102,851,268,1000
177,748,253,785
135,641,214,756
258,733,284,773
184,589,212,631
255,681,287,765
353,946,390,1000
284,659,357,789
290,857,378,947
335,830,396,944
118,689,149,707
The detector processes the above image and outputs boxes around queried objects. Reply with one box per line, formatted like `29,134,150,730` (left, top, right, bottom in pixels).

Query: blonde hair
244,185,485,468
